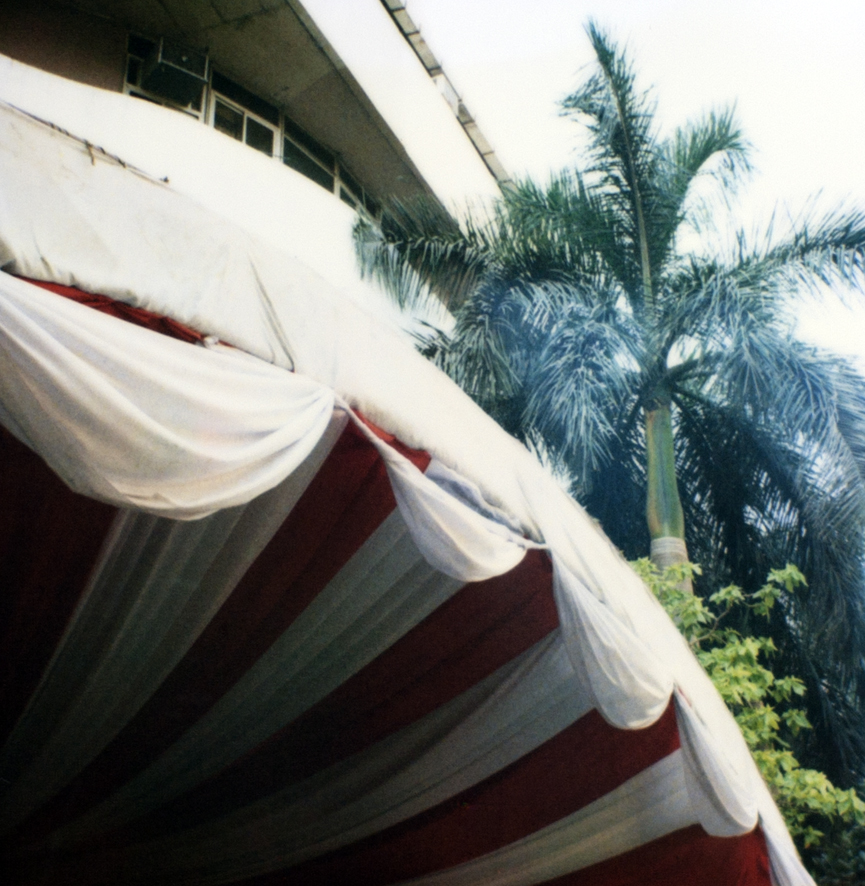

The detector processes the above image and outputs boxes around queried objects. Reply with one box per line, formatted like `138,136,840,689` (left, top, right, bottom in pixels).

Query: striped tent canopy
0,57,810,886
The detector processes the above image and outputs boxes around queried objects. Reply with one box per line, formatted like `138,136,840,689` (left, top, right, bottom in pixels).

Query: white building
0,0,504,296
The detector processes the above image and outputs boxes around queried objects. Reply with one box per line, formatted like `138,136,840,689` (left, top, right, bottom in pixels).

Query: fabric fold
674,689,759,837
552,555,674,729
0,272,334,519
348,408,539,582
762,814,815,886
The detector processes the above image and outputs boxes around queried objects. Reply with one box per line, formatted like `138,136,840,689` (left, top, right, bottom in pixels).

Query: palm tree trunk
644,397,692,591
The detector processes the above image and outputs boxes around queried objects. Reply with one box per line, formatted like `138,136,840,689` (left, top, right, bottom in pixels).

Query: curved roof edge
379,0,511,188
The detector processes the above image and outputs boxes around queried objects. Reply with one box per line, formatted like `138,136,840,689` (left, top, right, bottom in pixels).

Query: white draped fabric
350,411,540,582
392,753,698,886
552,556,674,730
0,271,334,519
113,637,598,883
0,414,350,835
0,55,813,885
675,690,760,838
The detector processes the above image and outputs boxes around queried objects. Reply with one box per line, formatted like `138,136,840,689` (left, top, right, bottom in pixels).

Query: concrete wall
0,0,126,93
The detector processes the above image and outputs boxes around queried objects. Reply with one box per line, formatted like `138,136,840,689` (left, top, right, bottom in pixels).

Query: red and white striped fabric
0,405,769,885
0,65,811,885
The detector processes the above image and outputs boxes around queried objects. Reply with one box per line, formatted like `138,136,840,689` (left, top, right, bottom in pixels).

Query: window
124,35,206,118
210,72,278,158
282,116,336,192
282,138,334,191
211,72,279,126
124,36,379,217
246,118,275,156
212,96,277,157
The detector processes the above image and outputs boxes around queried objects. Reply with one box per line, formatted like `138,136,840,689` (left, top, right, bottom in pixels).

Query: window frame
124,40,207,120
124,35,380,218
209,91,279,159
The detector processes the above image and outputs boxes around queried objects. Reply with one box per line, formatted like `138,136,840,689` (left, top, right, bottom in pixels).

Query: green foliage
635,559,865,853
356,21,865,787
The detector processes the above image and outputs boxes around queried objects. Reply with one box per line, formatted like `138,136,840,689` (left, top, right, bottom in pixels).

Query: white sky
403,0,865,362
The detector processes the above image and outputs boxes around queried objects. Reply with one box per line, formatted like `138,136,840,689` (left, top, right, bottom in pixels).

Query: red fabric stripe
0,280,775,886
20,277,209,344
545,823,772,886
17,421,429,841
19,705,681,886
354,412,432,468
0,427,117,744
238,703,681,886
120,551,558,839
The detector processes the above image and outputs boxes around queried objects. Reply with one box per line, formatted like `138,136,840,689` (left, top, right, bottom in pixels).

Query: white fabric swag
0,267,791,874
0,271,334,519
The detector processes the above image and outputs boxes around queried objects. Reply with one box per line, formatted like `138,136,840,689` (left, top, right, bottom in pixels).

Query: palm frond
501,172,639,295
739,205,865,296
652,107,752,259
700,339,865,654
409,320,453,361
562,22,656,200
658,254,793,361
672,390,865,784
561,22,660,307
353,214,436,310
525,298,641,493
833,361,865,483
664,107,751,197
580,416,649,554
353,197,492,309
438,276,540,429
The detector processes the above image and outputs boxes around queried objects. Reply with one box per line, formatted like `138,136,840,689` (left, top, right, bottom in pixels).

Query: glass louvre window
213,98,275,157
245,118,274,157
214,100,243,141
283,138,335,192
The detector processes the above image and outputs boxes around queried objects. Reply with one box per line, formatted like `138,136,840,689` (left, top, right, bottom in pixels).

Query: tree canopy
355,23,865,788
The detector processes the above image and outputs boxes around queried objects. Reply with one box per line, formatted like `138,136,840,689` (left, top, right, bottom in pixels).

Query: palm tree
355,23,865,786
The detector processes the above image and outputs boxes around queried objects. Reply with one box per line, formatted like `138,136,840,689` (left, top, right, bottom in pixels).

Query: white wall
302,0,501,212
1,54,435,328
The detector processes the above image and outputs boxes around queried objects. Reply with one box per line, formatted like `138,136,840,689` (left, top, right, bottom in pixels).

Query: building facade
0,0,502,296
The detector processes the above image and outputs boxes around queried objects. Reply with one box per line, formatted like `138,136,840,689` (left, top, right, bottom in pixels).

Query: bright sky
404,0,865,362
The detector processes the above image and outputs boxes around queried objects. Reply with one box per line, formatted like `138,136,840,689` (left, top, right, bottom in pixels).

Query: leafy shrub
633,558,865,859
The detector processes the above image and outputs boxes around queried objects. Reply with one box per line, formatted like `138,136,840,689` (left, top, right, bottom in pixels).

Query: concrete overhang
57,0,500,208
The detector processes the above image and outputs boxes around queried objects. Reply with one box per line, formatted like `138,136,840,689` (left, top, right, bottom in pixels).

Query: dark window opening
212,72,279,126
126,55,142,85
340,168,362,200
283,117,334,171
214,100,243,141
283,139,335,192
364,194,381,218
141,38,206,109
245,118,274,156
128,34,156,59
